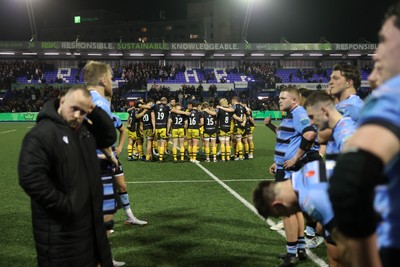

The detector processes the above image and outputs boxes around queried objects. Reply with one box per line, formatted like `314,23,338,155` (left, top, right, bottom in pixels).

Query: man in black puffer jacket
18,87,116,267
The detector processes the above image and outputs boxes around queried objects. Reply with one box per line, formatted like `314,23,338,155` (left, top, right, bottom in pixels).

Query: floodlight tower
241,0,255,43
26,0,38,41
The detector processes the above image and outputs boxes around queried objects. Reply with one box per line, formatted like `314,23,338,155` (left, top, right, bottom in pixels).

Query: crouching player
253,162,342,267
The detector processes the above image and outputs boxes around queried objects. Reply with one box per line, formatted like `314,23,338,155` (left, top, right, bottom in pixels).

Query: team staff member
18,87,115,267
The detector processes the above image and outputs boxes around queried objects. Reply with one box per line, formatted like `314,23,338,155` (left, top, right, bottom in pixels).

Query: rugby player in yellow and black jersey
231,96,247,160
216,98,234,161
139,99,155,161
186,102,203,162
150,97,170,161
167,103,187,162
202,102,218,162
243,101,255,159
126,100,147,160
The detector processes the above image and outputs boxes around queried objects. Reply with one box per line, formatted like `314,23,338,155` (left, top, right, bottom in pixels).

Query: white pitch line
126,178,269,184
0,129,16,134
194,162,328,267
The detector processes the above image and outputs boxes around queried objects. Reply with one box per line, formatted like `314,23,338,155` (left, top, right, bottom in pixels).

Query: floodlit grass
0,121,327,266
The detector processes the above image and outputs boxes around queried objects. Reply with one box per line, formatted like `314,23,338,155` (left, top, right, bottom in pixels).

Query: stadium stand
0,60,374,112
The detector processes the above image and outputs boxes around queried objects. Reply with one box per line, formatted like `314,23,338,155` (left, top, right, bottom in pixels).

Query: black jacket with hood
18,99,116,267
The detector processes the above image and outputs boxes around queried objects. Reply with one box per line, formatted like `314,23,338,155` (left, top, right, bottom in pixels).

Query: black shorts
275,169,291,182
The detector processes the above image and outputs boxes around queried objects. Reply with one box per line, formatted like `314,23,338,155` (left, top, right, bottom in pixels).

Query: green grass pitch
0,121,328,266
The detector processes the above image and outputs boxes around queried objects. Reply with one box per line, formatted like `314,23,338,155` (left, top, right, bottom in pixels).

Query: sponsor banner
0,112,128,121
361,80,371,87
0,41,26,49
147,83,235,91
0,113,38,121
276,83,329,90
171,43,239,50
333,43,378,50
0,41,378,51
234,81,248,88
0,111,279,121
276,81,372,90
252,110,283,119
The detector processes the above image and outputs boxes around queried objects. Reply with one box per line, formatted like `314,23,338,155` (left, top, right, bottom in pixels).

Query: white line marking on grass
126,178,269,184
194,162,328,267
27,126,33,128
0,129,16,134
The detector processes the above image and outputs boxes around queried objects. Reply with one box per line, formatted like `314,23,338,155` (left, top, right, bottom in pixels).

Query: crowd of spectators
0,61,55,90
291,67,329,83
0,60,375,113
0,85,64,112
240,61,281,88
115,63,188,93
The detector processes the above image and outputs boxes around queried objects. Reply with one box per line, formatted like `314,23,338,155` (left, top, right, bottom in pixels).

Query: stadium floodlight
171,53,185,56
309,53,323,57
44,52,59,56
329,53,342,56
241,0,255,43
26,0,38,41
22,52,37,55
232,53,245,56
367,54,376,57
150,53,164,56
213,53,225,57
348,53,361,57
130,53,144,56
290,53,303,57
271,53,284,57
251,53,264,56
0,52,15,55
191,53,205,56
109,53,123,56
87,53,102,56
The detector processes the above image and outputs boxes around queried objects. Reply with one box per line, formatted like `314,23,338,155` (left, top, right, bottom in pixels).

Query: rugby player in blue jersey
264,86,317,266
303,91,357,180
329,3,400,266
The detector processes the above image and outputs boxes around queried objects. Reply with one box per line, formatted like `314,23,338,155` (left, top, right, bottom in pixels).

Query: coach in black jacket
18,87,116,267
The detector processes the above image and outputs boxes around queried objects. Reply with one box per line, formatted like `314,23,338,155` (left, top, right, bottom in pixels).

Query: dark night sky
0,0,396,43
